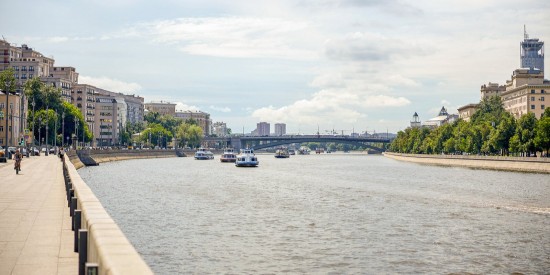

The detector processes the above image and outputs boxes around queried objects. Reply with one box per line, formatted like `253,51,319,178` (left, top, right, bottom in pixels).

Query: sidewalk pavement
0,155,77,275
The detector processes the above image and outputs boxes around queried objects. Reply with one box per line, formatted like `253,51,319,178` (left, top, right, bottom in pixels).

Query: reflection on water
79,153,550,274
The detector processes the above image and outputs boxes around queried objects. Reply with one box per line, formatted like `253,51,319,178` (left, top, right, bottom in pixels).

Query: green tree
511,113,537,156
175,122,203,148
534,111,550,156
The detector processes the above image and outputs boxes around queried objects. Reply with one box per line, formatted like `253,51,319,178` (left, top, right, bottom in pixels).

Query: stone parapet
63,154,154,274
384,152,550,174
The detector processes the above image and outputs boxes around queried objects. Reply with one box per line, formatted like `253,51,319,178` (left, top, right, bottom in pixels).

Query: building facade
175,111,212,136
521,26,544,72
274,123,286,136
457,103,479,122
212,121,228,137
0,92,25,148
145,101,176,116
501,68,548,119
94,97,118,146
256,122,270,136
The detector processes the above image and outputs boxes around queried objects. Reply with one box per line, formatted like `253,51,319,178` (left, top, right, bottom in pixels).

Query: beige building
501,68,548,119
175,111,212,136
457,103,479,122
0,92,26,148
480,82,506,99
145,101,176,116
72,84,99,136
42,66,79,103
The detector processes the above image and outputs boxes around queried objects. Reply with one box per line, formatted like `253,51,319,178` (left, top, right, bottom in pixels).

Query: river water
79,153,550,274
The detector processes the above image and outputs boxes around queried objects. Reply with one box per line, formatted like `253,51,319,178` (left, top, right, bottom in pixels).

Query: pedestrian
14,148,23,172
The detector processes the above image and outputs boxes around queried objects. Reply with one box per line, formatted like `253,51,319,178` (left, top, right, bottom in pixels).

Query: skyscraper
256,122,270,136
274,123,286,136
520,25,544,72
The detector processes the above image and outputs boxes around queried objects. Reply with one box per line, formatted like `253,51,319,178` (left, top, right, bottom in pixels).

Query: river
79,153,550,274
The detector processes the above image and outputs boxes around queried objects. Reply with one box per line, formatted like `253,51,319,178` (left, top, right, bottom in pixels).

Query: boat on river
235,148,259,167
194,148,214,160
220,148,237,162
274,147,290,158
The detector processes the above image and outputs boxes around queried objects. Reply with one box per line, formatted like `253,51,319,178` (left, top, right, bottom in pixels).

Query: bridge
203,135,391,151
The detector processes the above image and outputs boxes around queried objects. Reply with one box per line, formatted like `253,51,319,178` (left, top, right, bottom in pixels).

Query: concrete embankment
62,154,154,274
384,152,550,174
67,149,182,169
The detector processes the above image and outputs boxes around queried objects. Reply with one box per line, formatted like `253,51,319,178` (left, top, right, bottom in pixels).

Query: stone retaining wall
67,149,180,169
63,154,153,274
383,152,550,174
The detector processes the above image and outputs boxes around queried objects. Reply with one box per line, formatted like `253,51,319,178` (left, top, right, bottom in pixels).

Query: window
0,103,4,109
531,90,535,94
21,74,26,79
531,105,535,110
29,66,34,71
0,126,3,132
21,66,26,71
542,105,546,109
531,96,535,101
13,66,18,71
29,74,33,78
541,97,545,101
15,74,19,79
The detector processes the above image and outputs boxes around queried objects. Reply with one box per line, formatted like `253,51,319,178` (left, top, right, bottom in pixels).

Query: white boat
274,148,290,158
220,148,237,163
194,148,214,160
235,148,259,167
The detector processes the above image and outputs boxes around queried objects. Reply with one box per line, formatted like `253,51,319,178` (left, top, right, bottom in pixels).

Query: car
32,147,40,155
41,148,47,154
49,147,55,154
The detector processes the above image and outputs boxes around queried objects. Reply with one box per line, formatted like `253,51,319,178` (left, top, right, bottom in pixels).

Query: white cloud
175,102,199,112
209,105,231,113
130,17,318,59
79,75,142,92
252,89,409,125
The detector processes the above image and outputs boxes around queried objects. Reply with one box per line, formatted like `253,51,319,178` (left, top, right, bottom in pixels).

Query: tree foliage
389,96,549,157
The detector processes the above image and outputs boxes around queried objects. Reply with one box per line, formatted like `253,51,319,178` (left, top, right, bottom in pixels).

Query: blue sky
2,0,549,134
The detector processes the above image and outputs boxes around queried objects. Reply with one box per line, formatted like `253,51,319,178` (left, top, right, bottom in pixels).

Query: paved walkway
0,155,77,275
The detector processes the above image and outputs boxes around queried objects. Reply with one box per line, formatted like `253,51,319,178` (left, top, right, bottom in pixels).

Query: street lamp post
74,117,78,150
61,112,65,148
38,117,42,151
31,99,35,155
3,81,10,157
45,106,49,156
54,110,57,151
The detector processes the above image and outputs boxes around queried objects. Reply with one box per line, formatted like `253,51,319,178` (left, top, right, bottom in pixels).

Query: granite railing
62,154,154,274
384,152,550,173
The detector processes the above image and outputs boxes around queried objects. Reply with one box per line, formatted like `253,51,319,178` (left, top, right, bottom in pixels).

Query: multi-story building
212,121,228,137
145,101,176,116
480,82,506,99
274,123,286,136
256,122,270,136
72,84,98,134
41,66,79,103
501,68,548,119
0,92,25,148
95,89,144,125
95,96,118,146
521,26,544,72
457,104,479,122
175,111,212,136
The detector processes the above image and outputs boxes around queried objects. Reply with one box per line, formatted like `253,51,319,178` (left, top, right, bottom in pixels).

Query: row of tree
389,96,550,157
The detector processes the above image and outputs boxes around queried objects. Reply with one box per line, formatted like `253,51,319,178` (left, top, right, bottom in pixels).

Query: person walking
14,148,23,174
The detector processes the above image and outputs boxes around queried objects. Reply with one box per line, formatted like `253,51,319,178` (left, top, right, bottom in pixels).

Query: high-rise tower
520,25,544,72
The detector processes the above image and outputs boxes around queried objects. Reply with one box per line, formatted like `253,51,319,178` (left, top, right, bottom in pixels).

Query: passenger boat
235,148,259,167
220,148,237,162
274,147,290,158
194,148,214,160
288,149,296,155
298,146,311,155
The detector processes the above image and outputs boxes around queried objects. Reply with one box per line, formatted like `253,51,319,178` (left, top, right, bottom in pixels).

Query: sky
2,0,549,134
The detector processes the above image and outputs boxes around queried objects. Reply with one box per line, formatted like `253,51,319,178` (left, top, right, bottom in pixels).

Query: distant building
274,123,286,136
72,83,98,136
145,101,176,116
457,103,479,122
501,68,548,119
423,106,458,128
410,112,421,128
521,25,544,72
480,82,506,99
175,111,212,136
213,121,228,137
256,122,270,136
95,96,118,146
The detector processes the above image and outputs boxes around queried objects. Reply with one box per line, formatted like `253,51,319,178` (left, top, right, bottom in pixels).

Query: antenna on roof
524,24,529,39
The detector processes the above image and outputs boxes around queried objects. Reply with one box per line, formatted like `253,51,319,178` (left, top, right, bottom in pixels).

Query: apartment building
256,122,270,136
175,111,212,136
274,123,286,136
0,92,25,147
41,66,79,103
145,101,176,116
95,97,118,146
212,121,228,137
501,68,548,119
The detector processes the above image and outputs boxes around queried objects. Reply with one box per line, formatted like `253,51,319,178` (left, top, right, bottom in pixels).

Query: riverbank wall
383,152,550,174
61,154,153,274
67,149,183,169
